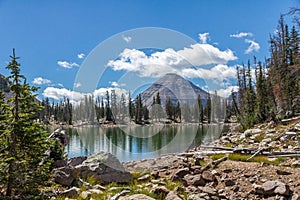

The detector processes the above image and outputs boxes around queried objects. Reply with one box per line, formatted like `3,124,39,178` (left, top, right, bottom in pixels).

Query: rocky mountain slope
140,73,209,107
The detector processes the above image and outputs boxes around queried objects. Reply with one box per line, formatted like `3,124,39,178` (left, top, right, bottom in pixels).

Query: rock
174,168,190,178
151,186,169,196
189,193,208,200
276,169,292,175
200,186,218,196
52,159,67,168
184,174,205,187
60,187,79,198
291,160,300,167
138,174,151,182
202,170,215,182
80,191,91,199
254,180,290,196
119,194,155,200
224,178,235,187
68,156,87,167
53,166,75,186
165,191,182,200
292,193,300,200
75,152,133,184
242,129,262,139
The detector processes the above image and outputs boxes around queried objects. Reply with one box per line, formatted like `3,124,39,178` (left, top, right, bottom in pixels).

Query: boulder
74,152,133,184
254,180,290,196
183,174,205,187
174,168,190,178
53,166,75,186
68,156,87,167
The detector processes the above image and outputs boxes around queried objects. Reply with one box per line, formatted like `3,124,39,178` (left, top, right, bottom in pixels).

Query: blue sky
0,0,298,102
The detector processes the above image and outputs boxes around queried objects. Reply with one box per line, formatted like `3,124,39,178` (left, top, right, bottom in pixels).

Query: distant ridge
140,73,209,107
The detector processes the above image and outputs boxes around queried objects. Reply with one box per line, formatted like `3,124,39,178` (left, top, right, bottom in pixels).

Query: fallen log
246,148,268,161
199,145,234,151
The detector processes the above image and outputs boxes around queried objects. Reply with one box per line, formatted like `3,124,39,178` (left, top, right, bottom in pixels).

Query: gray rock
254,180,290,196
224,179,235,187
151,186,169,196
200,186,218,196
184,174,205,187
138,174,151,182
60,187,79,198
53,166,75,186
75,152,133,184
292,193,300,200
202,170,215,182
52,159,67,168
80,191,91,199
165,191,182,200
119,194,155,200
174,168,190,178
68,156,87,167
276,169,292,175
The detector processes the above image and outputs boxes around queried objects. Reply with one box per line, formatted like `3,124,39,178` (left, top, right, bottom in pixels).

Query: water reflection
66,124,224,162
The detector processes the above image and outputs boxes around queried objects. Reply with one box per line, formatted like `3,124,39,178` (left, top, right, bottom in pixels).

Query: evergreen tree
0,50,51,198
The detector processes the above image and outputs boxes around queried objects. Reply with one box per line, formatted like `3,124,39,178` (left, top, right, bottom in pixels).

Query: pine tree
0,50,51,198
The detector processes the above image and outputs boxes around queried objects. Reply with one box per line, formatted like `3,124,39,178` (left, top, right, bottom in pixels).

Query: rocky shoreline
50,117,300,200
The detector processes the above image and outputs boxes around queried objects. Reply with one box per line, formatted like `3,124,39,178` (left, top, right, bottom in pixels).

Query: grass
210,153,285,166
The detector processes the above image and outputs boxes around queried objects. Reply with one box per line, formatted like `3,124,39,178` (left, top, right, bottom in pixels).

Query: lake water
65,124,227,162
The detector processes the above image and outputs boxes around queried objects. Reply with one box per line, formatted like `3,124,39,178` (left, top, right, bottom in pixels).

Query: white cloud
245,39,260,54
93,87,127,99
122,35,132,43
181,64,237,82
215,86,239,98
230,32,253,38
74,82,82,88
198,32,210,44
107,43,237,78
42,87,85,101
77,53,85,59
57,61,79,69
110,81,126,87
42,86,127,104
32,77,51,85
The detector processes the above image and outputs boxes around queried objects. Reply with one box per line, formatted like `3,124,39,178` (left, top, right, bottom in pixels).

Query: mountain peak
140,73,208,107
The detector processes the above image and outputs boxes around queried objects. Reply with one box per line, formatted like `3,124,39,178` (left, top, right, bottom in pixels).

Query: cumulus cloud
42,87,85,101
215,85,239,98
181,64,237,80
107,43,237,78
42,86,127,104
198,32,210,44
77,53,85,59
245,39,260,54
122,35,132,43
57,61,79,69
110,81,126,87
93,87,127,99
230,32,253,38
32,77,51,85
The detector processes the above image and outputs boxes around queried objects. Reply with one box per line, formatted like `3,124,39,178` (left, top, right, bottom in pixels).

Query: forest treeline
38,89,230,125
233,16,300,129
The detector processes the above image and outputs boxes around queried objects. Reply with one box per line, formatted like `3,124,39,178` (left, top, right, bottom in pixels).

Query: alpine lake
65,124,229,162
